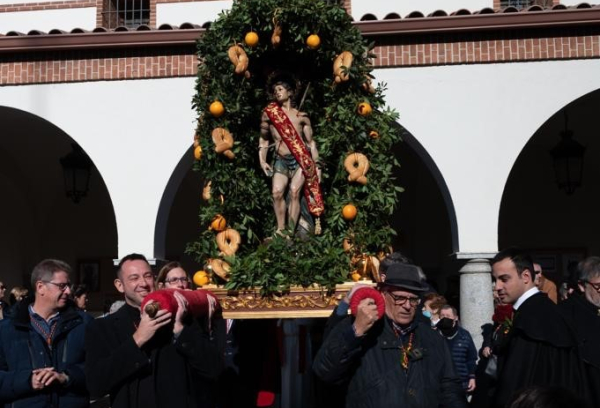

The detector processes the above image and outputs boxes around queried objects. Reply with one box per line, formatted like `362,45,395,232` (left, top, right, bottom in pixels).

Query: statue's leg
288,169,305,230
272,172,288,232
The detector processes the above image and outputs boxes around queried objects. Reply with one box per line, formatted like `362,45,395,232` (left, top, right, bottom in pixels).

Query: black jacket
493,292,585,408
558,293,600,407
84,303,222,408
0,300,92,408
313,315,467,408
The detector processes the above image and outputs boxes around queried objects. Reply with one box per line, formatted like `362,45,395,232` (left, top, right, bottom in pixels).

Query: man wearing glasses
84,253,221,408
559,256,600,407
314,261,467,408
0,259,92,407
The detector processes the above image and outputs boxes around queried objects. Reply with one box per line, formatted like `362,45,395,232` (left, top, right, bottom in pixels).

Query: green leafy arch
187,0,403,295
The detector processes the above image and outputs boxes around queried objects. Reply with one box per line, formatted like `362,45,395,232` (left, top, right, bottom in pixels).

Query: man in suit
490,248,586,408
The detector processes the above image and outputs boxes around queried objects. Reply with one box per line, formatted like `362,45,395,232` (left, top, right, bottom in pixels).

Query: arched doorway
498,89,600,287
0,106,118,312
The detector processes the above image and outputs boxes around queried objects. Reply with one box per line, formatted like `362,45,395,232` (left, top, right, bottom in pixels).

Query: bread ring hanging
362,75,376,94
228,45,249,75
202,181,212,201
212,127,235,159
208,258,231,281
343,237,354,253
271,21,282,48
333,51,353,83
216,228,241,256
344,153,370,185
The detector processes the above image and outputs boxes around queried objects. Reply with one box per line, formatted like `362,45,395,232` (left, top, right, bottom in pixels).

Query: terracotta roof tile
2,4,600,52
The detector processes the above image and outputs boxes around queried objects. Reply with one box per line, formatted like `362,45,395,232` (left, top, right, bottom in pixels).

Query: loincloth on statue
273,153,301,179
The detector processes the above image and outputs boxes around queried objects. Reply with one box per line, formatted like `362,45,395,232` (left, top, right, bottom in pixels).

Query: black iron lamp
60,143,92,203
550,111,585,195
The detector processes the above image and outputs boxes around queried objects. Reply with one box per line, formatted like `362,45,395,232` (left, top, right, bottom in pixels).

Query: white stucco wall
560,0,586,5
374,58,600,254
0,77,196,259
350,0,491,20
156,0,232,27
0,7,96,34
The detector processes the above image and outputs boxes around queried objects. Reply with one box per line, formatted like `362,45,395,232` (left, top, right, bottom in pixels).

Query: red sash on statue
264,102,324,217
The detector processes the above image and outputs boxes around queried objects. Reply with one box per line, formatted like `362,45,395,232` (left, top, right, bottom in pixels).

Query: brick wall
0,0,94,14
372,27,600,67
0,47,196,84
2,20,600,86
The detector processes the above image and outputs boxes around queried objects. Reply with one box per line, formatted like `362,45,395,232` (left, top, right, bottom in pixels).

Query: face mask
437,318,457,336
422,310,432,319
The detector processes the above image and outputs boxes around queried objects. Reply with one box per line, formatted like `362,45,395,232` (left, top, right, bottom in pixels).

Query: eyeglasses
165,277,189,284
42,281,71,291
582,280,600,292
384,292,421,306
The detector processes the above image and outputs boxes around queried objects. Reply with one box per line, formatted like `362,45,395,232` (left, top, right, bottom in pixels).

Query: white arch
0,77,197,259
374,58,600,254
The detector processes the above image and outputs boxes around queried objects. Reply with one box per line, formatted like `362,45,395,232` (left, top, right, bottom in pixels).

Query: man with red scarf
259,74,323,236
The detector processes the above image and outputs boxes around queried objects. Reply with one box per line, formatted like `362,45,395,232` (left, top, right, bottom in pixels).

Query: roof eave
1,8,600,53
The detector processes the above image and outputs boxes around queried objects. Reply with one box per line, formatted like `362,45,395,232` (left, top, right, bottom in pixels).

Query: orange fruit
209,101,225,117
193,271,210,286
342,204,357,221
357,102,372,116
369,130,379,139
350,271,361,282
306,34,321,49
193,145,203,160
210,214,227,232
245,31,259,47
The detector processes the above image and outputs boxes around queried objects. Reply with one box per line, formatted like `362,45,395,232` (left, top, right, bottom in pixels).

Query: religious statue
259,74,324,236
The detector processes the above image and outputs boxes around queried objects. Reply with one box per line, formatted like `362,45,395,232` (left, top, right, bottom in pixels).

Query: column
459,258,494,351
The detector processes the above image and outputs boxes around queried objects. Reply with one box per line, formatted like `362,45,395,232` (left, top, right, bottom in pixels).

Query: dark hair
157,261,184,285
9,286,29,306
440,304,458,319
507,386,590,408
577,256,600,282
424,293,447,312
31,259,72,290
72,284,89,298
379,252,412,275
491,248,536,279
116,253,149,279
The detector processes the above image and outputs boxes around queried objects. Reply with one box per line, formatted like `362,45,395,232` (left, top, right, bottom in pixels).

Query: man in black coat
490,248,586,408
84,253,221,408
558,256,600,408
313,262,467,408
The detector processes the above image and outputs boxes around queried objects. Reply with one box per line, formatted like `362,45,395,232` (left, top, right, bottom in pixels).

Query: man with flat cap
313,260,467,408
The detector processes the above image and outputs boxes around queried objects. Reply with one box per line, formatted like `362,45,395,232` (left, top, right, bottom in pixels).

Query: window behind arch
101,0,150,29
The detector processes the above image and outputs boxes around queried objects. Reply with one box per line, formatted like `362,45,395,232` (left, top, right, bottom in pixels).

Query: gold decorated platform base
206,281,368,319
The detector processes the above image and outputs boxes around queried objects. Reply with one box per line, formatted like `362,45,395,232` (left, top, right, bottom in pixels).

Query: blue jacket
443,326,477,391
0,300,92,408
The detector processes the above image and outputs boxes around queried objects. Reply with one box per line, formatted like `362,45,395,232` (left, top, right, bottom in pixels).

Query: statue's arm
301,114,319,163
259,111,273,176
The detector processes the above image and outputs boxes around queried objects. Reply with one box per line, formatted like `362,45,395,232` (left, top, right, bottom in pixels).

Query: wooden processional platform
206,282,361,319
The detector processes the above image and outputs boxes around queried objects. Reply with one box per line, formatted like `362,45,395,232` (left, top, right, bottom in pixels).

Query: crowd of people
0,248,597,408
